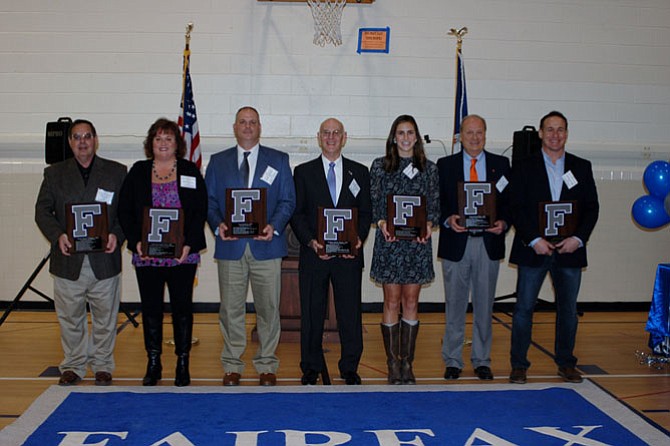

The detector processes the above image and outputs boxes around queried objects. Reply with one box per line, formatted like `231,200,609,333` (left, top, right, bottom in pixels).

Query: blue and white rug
1,382,667,445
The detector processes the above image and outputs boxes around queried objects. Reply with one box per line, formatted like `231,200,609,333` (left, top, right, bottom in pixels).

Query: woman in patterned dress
119,118,207,387
370,115,439,384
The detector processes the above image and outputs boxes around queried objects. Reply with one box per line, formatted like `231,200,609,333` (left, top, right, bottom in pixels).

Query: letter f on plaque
71,204,102,237
148,209,180,242
393,195,421,226
544,203,573,237
464,183,491,215
231,189,261,223
323,208,352,241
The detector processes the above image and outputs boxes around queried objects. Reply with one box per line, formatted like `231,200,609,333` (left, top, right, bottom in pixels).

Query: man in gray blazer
35,119,127,386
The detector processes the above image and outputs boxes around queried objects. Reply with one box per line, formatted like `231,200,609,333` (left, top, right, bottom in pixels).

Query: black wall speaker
512,125,541,166
45,117,73,164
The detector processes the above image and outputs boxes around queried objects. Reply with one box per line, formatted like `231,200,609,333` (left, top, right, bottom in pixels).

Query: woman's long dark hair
383,115,427,173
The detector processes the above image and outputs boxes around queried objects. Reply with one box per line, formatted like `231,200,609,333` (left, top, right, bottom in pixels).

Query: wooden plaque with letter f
317,207,358,256
141,207,184,258
66,202,109,253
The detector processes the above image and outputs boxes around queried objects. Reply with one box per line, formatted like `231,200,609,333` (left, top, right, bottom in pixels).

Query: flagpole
172,22,200,345
448,26,468,154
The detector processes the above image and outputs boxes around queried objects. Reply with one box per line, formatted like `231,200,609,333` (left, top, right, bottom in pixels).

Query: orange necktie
470,158,478,182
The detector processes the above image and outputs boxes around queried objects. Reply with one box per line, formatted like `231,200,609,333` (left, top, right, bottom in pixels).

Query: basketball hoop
307,0,347,47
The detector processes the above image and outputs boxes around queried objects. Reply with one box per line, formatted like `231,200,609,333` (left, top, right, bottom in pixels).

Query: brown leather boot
400,320,420,385
381,323,402,385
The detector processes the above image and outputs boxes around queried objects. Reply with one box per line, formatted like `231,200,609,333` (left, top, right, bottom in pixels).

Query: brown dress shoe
58,370,82,386
509,368,527,384
95,371,112,386
223,372,241,386
259,373,277,386
558,366,583,383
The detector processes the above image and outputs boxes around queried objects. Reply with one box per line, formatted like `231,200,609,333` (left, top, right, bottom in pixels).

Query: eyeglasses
71,133,94,141
321,130,342,138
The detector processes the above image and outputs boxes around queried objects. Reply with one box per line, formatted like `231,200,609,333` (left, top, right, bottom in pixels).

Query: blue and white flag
452,46,468,153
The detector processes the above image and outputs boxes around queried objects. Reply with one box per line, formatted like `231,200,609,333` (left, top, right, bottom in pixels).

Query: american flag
178,47,201,169
452,45,468,153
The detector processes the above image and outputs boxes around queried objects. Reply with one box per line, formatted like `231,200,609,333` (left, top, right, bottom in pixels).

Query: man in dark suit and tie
508,111,599,384
35,119,127,386
437,114,511,381
205,106,296,387
291,118,372,385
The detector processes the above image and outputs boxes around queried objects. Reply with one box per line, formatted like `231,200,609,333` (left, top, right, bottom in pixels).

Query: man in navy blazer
291,118,372,385
508,111,599,385
205,106,296,387
437,114,511,381
35,119,127,386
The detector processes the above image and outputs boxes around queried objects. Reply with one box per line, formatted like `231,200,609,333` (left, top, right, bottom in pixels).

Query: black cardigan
118,158,207,254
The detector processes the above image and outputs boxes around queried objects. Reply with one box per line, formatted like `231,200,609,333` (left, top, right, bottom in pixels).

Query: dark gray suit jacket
35,156,127,280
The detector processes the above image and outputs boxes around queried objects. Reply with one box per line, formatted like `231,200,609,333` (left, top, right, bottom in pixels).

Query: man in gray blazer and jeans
35,119,127,386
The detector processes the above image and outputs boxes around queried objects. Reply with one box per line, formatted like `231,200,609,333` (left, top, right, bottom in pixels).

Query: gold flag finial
448,27,468,49
185,22,194,47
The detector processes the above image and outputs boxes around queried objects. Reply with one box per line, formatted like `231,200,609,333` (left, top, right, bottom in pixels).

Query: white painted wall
1,0,670,305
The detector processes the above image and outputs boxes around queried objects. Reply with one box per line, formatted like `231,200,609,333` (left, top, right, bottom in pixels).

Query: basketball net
307,0,347,47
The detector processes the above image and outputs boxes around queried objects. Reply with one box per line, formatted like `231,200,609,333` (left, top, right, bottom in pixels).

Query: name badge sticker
180,175,196,189
95,188,114,205
261,166,278,185
563,171,578,189
403,163,419,179
496,175,509,193
349,179,361,198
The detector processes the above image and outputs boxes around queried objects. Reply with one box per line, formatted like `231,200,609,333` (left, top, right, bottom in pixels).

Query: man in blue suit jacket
437,114,511,382
205,106,296,386
508,111,599,385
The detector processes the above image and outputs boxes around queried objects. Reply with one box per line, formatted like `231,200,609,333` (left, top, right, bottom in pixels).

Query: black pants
299,260,363,375
135,264,197,355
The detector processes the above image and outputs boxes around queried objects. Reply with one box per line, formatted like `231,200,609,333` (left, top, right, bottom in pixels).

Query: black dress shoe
301,369,318,385
474,366,494,380
444,367,461,380
340,371,361,385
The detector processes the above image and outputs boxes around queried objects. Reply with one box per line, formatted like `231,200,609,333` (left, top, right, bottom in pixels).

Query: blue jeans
510,254,582,369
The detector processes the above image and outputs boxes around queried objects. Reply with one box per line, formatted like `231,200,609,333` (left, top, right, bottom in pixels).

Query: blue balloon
643,160,670,198
632,195,670,229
